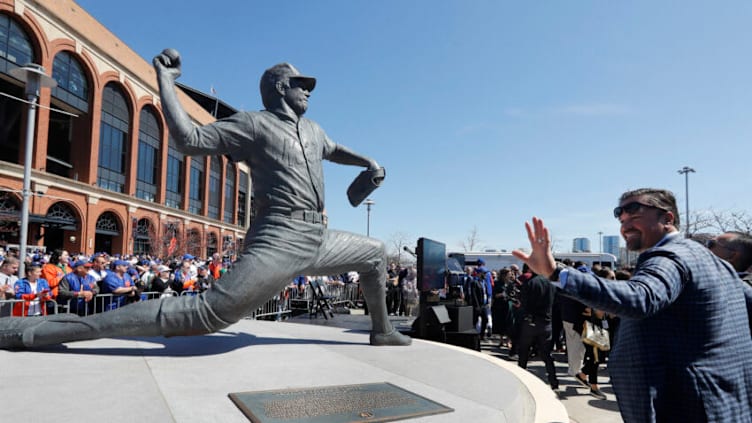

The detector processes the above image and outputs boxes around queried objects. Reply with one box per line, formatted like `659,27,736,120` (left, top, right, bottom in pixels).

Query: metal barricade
0,298,26,317
55,291,177,316
0,298,57,317
0,283,364,322
140,291,177,301
247,294,291,321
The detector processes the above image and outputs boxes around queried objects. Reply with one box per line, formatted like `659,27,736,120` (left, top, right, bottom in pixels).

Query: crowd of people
0,248,233,317
466,259,625,400
3,187,752,422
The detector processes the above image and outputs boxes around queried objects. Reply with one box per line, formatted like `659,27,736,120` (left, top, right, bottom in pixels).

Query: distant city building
573,238,591,253
603,235,620,257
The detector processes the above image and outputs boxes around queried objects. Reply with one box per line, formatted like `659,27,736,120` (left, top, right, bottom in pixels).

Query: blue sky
76,1,752,254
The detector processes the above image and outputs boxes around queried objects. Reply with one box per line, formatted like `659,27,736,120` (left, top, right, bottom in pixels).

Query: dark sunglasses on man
613,201,667,219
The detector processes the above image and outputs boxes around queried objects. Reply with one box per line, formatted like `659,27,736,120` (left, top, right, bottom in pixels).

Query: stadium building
0,0,250,259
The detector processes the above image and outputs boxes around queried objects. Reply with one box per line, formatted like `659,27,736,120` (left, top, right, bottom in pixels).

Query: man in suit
513,188,752,423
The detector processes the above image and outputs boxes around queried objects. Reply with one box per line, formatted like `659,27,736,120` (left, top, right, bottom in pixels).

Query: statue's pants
27,214,393,345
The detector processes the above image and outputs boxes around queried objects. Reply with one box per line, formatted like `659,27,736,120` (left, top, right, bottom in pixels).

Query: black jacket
519,274,555,321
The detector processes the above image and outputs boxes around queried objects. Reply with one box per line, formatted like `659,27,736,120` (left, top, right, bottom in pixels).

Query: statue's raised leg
306,229,411,346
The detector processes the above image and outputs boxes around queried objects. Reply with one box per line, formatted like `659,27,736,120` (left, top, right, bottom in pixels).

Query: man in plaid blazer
514,188,752,423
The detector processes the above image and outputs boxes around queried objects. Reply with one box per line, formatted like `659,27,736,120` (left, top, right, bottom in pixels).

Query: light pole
364,198,375,237
8,64,57,278
677,166,696,238
598,231,603,254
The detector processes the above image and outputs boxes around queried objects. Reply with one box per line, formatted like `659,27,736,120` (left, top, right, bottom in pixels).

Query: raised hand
511,216,556,277
153,48,182,81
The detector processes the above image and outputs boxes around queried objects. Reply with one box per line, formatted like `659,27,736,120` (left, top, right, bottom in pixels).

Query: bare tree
550,237,562,253
386,231,414,267
460,226,481,252
688,208,752,237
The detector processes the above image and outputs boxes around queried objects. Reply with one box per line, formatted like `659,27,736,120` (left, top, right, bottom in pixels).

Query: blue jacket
57,272,97,314
563,233,752,422
101,271,134,310
14,278,51,298
476,266,493,305
13,278,51,316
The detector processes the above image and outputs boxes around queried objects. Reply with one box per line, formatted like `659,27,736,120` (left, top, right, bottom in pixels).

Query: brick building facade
0,0,250,259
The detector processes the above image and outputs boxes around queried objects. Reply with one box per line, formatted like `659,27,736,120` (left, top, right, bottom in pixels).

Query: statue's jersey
176,110,336,214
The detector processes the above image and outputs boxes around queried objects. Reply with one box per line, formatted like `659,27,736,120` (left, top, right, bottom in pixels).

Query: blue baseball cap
183,254,195,260
71,260,92,268
113,260,130,267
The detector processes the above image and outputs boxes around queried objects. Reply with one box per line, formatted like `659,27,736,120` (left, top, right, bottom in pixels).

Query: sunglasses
613,201,665,219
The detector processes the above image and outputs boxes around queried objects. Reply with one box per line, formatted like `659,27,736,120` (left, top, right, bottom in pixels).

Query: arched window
95,212,120,236
189,156,204,215
97,83,130,193
136,107,160,202
206,232,218,258
0,13,35,73
44,202,78,252
223,162,235,223
187,229,202,258
46,202,77,228
0,193,21,244
208,156,221,219
165,136,184,209
48,51,90,178
0,13,36,165
134,218,153,255
238,170,248,226
51,51,88,111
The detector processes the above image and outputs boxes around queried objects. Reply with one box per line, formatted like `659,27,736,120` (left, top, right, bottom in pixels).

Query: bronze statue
0,49,410,349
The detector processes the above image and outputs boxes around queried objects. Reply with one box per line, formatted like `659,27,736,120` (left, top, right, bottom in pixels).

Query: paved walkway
286,313,624,423
477,337,623,423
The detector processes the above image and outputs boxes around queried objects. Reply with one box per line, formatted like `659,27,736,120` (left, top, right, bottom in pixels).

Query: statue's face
283,78,310,116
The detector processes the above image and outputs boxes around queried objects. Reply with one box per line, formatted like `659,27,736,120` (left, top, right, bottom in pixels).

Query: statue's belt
289,210,328,226
258,207,328,226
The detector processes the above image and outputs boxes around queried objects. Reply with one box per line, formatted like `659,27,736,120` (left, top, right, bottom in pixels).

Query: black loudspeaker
429,305,451,325
445,305,474,332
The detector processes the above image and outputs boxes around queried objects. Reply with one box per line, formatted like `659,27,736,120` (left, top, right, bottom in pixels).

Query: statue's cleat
0,327,24,349
0,314,83,349
0,316,44,349
370,329,412,346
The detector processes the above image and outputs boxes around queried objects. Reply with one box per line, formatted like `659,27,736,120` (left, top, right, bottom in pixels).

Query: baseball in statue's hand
158,48,181,68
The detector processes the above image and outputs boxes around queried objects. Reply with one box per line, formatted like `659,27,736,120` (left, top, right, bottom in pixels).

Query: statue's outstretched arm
328,144,380,170
152,49,247,158
153,49,194,144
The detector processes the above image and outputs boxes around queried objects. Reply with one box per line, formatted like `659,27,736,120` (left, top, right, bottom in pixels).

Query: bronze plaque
229,382,453,423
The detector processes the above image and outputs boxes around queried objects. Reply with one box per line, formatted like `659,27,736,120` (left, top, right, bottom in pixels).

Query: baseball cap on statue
284,64,316,92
